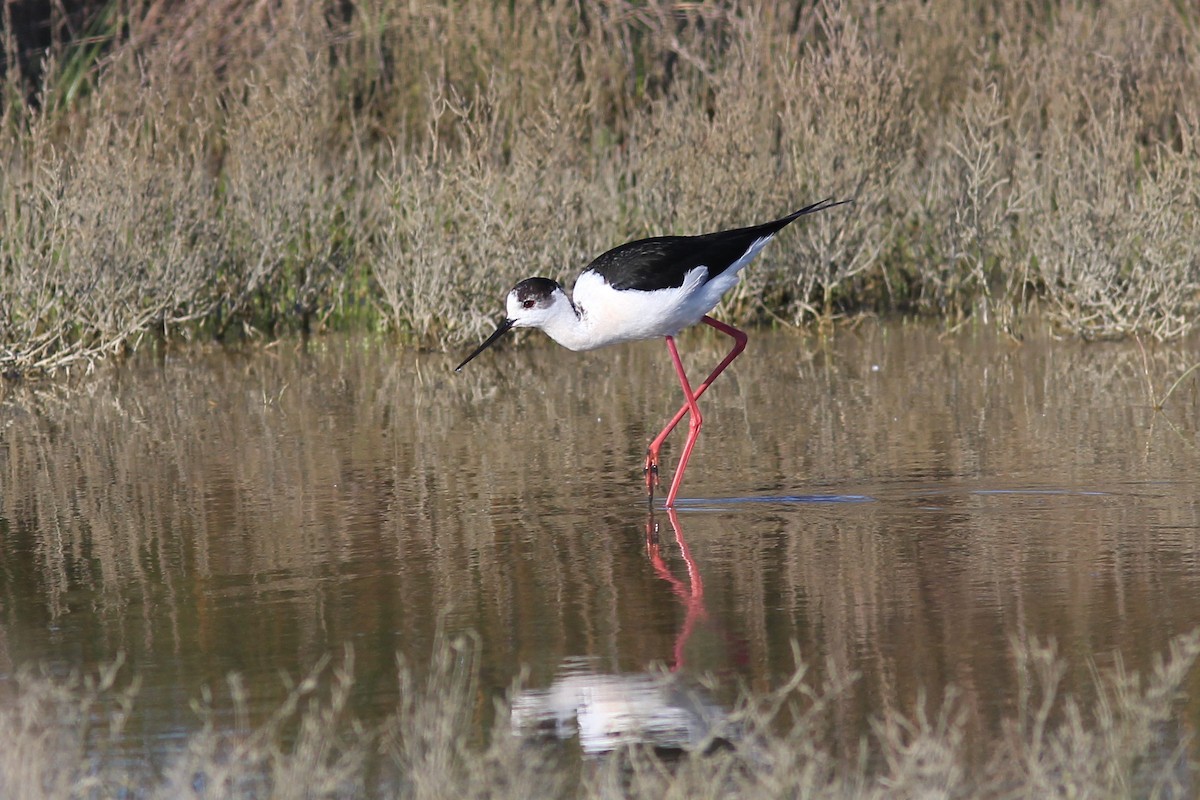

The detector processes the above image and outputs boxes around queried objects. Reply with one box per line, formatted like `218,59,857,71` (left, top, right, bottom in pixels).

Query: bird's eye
523,299,535,309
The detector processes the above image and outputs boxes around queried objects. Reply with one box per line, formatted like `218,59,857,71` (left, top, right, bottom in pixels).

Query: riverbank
2,0,1197,375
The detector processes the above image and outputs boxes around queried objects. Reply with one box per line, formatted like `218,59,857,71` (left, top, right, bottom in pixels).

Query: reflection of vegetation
1156,364,1200,411
2,630,1197,797
1,0,1198,374
2,326,1198,785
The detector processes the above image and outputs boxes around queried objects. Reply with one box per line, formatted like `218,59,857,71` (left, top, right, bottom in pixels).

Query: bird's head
455,278,568,371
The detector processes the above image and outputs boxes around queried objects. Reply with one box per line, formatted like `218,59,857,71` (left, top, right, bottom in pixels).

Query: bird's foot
643,449,662,499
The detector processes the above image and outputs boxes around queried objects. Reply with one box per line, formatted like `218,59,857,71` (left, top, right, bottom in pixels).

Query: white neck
532,298,597,352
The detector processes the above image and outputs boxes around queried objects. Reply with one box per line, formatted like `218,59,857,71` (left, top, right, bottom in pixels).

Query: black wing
586,199,847,292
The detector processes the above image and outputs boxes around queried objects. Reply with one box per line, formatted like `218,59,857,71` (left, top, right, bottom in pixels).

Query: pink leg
661,336,702,507
643,315,748,506
667,507,706,670
644,508,707,671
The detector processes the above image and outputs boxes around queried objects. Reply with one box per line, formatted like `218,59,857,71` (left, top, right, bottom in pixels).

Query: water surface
1,322,1199,770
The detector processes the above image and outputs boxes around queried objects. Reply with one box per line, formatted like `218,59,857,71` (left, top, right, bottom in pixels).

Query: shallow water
2,322,1199,771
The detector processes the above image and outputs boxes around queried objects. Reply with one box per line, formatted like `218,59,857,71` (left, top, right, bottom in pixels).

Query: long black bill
455,319,515,372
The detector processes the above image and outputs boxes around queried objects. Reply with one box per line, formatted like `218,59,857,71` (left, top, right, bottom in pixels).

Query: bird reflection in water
510,509,734,756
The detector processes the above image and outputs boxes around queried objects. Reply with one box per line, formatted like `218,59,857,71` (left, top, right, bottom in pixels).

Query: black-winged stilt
455,198,850,507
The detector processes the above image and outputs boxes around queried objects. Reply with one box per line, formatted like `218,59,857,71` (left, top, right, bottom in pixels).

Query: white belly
566,267,738,350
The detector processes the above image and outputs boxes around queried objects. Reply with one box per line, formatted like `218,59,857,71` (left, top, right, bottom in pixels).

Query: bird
455,198,850,507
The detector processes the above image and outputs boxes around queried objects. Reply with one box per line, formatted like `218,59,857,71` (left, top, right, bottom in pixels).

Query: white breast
567,267,717,349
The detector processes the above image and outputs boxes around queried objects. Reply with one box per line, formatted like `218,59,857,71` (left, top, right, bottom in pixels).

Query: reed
2,0,1198,375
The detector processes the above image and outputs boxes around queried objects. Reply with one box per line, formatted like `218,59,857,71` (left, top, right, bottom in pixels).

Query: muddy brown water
1,322,1199,772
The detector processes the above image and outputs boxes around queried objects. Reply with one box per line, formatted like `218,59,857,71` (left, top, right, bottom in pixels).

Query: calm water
2,322,1199,770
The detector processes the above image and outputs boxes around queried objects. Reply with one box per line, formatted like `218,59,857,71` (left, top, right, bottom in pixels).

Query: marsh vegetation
2,0,1199,375
3,630,1199,798
3,2,1200,795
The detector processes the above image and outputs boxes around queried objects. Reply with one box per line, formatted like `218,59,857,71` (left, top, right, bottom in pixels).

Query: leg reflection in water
644,507,708,672
509,508,732,755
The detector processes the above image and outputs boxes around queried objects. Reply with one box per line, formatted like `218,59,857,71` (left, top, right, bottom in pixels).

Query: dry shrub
2,630,1198,797
373,71,615,344
0,87,221,372
2,0,1200,374
1024,105,1200,341
996,632,1200,797
0,657,137,800
1001,2,1200,340
155,650,369,799
773,3,916,322
218,59,369,337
